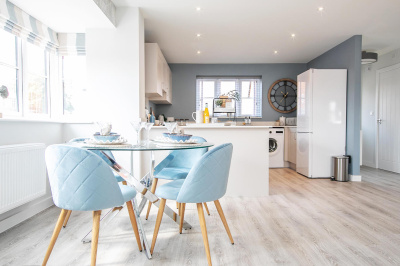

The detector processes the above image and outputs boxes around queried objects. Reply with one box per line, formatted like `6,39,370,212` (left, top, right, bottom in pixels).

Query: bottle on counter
149,107,155,123
204,103,210,123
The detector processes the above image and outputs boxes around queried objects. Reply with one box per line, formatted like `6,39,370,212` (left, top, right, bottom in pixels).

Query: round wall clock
268,78,297,113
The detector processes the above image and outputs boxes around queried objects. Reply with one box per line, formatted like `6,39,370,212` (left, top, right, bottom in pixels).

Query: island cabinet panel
145,43,172,104
149,126,270,197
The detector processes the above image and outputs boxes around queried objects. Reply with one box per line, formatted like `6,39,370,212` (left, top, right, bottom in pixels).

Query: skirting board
0,196,54,234
350,175,362,182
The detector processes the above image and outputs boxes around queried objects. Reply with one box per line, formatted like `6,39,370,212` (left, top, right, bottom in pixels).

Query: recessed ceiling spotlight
197,50,201,54
274,50,278,54
196,33,201,37
291,34,296,40
196,7,201,11
318,7,324,12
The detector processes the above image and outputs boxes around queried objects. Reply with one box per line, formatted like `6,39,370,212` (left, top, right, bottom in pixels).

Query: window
62,55,87,116
196,77,262,117
0,30,21,114
25,43,49,115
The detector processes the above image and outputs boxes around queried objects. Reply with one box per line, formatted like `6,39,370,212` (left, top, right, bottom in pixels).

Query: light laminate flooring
1,166,400,265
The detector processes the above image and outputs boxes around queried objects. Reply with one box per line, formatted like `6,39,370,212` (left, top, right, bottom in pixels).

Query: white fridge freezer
296,69,347,178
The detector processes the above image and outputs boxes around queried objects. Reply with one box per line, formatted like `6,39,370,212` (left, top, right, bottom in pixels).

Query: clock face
268,78,297,113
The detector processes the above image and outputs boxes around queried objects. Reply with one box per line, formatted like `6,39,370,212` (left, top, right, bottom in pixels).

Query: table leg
106,154,192,230
132,198,152,259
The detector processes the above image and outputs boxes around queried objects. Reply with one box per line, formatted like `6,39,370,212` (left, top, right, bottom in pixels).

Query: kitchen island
150,125,270,197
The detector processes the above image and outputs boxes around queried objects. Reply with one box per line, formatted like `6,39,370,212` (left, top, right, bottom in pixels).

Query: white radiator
0,143,46,214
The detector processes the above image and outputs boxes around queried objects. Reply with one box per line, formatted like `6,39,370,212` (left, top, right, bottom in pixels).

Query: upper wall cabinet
145,43,172,104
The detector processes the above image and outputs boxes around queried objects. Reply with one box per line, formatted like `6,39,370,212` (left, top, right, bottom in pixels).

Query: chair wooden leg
91,210,101,266
203,202,210,216
179,203,186,234
146,178,158,220
176,202,179,209
197,203,212,266
150,198,166,255
62,210,72,228
122,181,127,185
42,209,68,266
214,200,234,244
126,200,143,252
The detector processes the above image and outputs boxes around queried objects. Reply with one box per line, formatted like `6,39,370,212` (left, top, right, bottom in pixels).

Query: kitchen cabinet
145,43,172,104
284,127,297,164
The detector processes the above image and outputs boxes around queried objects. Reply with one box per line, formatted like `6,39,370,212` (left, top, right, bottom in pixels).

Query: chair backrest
45,145,125,211
69,137,115,167
167,136,208,169
176,143,233,203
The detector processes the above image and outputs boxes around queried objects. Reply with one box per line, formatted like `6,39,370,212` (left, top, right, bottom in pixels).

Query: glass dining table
70,140,214,259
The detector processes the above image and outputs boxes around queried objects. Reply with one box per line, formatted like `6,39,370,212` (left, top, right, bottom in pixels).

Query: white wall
0,121,63,233
361,48,400,167
70,7,146,174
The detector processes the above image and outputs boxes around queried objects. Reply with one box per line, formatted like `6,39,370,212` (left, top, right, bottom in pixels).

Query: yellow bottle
204,103,210,123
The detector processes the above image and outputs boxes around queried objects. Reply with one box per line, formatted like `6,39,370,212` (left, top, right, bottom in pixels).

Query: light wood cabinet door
145,43,173,104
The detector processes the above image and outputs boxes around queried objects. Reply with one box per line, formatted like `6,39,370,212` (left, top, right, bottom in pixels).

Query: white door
377,63,400,173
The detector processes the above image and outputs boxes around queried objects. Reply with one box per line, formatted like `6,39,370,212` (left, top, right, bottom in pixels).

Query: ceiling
10,0,400,64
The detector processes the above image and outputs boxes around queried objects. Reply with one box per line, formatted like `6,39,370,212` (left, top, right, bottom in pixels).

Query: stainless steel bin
332,156,349,182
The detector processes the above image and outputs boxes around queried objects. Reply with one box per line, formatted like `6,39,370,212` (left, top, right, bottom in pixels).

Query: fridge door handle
377,118,382,124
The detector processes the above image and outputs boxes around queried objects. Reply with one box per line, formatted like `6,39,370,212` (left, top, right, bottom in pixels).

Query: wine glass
144,123,154,145
130,121,146,146
165,122,177,134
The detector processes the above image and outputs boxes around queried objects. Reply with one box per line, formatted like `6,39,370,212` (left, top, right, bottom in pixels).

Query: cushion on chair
119,184,137,202
155,167,190,180
155,179,185,200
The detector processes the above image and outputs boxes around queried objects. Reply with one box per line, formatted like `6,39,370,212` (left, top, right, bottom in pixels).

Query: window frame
196,76,262,118
0,34,23,117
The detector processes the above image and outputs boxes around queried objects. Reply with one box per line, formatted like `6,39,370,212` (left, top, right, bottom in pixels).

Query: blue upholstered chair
146,136,209,219
61,138,126,228
43,145,142,266
150,143,234,266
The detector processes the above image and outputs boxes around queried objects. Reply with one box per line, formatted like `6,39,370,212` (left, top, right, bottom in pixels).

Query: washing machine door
269,137,278,154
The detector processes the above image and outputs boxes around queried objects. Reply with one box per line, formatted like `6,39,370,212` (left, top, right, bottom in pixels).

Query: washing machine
269,128,286,168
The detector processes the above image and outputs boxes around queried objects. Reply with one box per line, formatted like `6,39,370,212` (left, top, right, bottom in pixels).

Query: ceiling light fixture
197,50,201,54
274,50,278,54
318,7,324,12
196,7,201,11
196,33,201,37
291,34,296,39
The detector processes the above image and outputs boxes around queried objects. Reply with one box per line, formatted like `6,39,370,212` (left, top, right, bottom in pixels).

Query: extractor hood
361,51,378,64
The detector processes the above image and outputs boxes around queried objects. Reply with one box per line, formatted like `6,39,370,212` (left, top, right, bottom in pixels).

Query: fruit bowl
93,132,120,142
162,133,192,142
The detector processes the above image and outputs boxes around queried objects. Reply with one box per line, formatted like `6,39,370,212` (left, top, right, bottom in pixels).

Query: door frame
375,62,400,168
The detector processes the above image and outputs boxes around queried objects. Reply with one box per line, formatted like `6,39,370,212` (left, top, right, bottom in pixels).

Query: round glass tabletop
70,141,214,151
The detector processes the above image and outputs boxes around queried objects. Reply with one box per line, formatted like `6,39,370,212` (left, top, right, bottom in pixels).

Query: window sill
0,117,93,124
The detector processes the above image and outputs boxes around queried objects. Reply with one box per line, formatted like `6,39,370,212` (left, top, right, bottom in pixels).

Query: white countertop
152,124,296,129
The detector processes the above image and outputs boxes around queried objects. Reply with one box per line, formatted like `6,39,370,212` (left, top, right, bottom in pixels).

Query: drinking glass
165,122,177,134
130,121,146,146
144,123,154,145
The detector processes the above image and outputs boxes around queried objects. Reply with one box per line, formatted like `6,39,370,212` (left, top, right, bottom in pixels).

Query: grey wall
361,48,400,168
156,64,307,121
307,35,362,176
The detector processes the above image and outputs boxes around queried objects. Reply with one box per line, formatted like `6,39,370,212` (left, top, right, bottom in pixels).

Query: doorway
376,63,400,173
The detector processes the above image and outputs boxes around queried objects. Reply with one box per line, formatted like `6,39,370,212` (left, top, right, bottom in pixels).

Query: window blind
0,0,59,52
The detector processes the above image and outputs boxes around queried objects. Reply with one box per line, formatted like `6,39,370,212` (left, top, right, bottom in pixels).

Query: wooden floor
1,166,400,265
